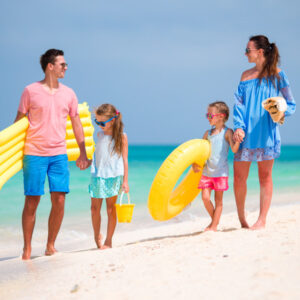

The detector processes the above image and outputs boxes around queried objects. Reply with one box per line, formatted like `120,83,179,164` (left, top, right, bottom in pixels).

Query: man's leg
22,196,41,260
45,192,65,255
46,154,69,255
22,155,47,260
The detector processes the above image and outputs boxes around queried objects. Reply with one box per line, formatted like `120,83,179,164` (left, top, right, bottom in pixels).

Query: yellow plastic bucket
115,192,135,223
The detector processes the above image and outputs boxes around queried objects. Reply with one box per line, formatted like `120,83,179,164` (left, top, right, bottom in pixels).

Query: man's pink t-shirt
18,82,79,156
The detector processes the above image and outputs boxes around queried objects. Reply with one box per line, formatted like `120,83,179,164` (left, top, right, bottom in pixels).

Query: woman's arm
233,79,247,143
122,133,129,193
281,86,296,116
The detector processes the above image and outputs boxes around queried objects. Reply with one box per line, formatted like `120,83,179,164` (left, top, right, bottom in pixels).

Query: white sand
0,202,299,300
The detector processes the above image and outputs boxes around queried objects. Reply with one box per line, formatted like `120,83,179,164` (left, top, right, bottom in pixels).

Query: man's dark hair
40,49,64,72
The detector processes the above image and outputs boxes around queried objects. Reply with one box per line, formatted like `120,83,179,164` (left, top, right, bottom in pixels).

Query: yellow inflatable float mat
0,102,95,190
148,139,211,221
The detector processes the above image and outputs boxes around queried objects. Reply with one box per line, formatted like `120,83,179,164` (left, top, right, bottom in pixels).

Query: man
15,49,90,260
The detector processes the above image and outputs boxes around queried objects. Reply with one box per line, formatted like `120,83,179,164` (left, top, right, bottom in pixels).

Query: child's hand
233,128,245,143
192,163,201,173
122,182,129,193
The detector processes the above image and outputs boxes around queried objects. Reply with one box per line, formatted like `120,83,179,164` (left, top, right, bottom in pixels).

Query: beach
0,145,300,299
0,194,299,300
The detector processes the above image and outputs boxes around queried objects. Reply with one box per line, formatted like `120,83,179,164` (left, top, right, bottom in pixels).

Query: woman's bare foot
45,245,57,256
22,247,31,260
250,219,266,230
94,234,102,249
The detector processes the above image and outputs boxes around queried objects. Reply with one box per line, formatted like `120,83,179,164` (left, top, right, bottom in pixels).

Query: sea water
0,145,299,259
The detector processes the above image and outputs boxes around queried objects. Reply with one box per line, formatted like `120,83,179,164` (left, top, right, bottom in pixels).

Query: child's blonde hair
95,104,124,156
208,101,229,121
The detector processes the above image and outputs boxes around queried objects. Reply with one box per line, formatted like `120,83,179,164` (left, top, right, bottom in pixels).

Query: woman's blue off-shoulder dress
233,70,296,161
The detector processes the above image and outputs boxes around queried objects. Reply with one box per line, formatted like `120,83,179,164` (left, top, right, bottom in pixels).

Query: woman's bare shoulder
240,68,257,81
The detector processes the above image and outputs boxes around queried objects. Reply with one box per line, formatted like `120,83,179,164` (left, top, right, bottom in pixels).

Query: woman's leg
91,198,103,248
234,161,251,228
102,195,118,249
251,159,274,230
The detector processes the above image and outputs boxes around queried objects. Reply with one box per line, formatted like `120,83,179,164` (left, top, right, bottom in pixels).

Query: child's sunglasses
206,113,225,120
94,115,117,127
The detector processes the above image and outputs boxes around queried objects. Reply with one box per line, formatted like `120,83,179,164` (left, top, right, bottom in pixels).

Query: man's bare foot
22,247,31,260
250,220,266,230
94,234,102,249
45,245,57,256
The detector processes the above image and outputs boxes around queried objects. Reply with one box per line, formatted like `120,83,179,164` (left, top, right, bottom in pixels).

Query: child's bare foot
94,234,103,249
100,244,112,250
100,239,112,250
45,245,57,256
204,226,217,232
240,219,250,229
22,247,31,260
204,222,213,231
250,219,266,230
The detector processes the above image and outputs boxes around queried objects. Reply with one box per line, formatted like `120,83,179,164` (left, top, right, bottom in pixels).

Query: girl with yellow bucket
89,104,129,250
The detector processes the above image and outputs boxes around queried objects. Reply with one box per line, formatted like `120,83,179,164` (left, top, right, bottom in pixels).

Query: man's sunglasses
94,115,117,127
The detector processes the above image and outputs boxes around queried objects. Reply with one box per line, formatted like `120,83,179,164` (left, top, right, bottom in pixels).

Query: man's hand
76,154,91,170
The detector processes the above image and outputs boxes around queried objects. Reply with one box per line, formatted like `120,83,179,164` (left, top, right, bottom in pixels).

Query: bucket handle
119,191,131,205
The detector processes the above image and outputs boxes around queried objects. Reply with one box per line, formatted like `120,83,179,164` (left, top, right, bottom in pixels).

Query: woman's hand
192,163,201,173
233,129,245,143
122,181,129,193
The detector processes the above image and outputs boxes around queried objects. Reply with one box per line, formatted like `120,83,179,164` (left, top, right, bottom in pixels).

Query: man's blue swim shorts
23,154,69,196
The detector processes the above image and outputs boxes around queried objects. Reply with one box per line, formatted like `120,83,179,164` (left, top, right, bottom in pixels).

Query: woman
233,35,296,229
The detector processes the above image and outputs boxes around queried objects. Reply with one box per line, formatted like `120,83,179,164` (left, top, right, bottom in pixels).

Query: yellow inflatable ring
0,102,95,190
148,139,210,221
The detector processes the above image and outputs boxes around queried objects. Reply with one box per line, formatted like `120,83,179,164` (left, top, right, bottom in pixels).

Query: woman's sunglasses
206,113,225,120
94,115,117,127
245,48,257,54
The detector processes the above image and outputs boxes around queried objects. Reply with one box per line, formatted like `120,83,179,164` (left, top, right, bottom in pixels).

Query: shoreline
0,198,299,299
0,190,299,260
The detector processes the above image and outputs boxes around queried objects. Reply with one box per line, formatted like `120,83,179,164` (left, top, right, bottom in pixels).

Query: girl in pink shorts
193,101,240,231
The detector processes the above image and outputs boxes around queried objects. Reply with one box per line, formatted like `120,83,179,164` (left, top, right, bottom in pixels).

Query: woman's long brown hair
250,35,280,83
95,104,124,156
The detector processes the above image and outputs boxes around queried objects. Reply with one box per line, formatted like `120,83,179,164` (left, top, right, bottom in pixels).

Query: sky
0,0,299,144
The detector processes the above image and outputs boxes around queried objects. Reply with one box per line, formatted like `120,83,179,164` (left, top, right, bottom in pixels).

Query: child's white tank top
90,131,125,178
202,127,229,177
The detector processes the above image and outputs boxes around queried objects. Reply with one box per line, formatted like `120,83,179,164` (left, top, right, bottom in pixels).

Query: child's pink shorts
198,175,228,191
